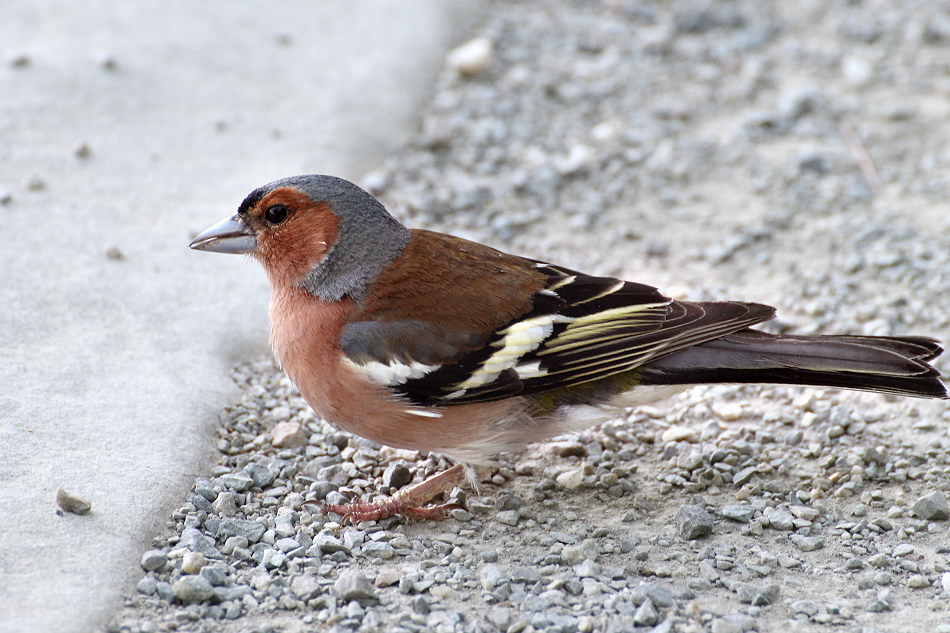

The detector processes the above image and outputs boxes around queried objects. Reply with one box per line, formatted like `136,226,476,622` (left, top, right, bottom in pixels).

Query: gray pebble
510,566,540,584
410,595,430,614
274,511,300,538
639,583,676,608
216,518,265,544
676,504,714,540
868,553,889,567
136,577,157,595
913,491,949,521
711,619,743,633
721,504,755,523
575,559,601,578
290,574,323,601
485,606,511,631
757,583,780,605
789,534,824,552
308,481,338,500
155,581,175,602
212,492,238,516
480,564,504,591
732,466,757,486
399,574,416,595
334,569,377,602
220,535,248,555
214,585,252,602
224,602,242,620
179,527,221,558
219,472,254,492
894,543,915,556
342,530,364,550
495,493,523,512
275,537,300,553
261,549,286,569
244,463,276,488
561,539,599,564
767,509,795,531
496,510,520,526
199,565,228,587
312,533,348,554
193,479,217,502
173,576,215,604
733,582,757,604
450,508,473,522
790,599,818,616
190,494,213,514
632,598,658,626
140,550,167,571
382,464,413,489
362,541,396,559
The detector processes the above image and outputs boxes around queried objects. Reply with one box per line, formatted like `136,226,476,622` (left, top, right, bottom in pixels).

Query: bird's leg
306,463,467,524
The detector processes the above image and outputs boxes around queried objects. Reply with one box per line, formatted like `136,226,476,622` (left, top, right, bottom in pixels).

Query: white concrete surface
0,2,484,631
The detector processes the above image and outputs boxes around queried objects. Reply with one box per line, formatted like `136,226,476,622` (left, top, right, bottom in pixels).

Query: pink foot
304,463,467,524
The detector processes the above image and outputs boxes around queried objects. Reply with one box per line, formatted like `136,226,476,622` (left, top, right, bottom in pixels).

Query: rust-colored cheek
253,191,340,286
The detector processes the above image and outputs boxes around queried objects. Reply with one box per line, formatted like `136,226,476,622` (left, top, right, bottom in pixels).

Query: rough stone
912,491,949,521
271,420,307,448
721,504,755,523
140,550,167,572
173,576,215,604
676,505,714,540
334,570,377,602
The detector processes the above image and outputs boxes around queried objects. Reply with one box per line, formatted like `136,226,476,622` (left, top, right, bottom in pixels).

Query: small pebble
907,574,931,588
496,510,520,526
912,491,949,521
660,426,699,442
790,599,819,616
180,552,205,574
173,576,215,604
271,420,307,448
140,550,167,571
676,504,714,540
375,568,402,587
446,37,493,77
8,52,30,67
789,534,823,552
561,540,600,565
334,570,377,602
55,488,91,515
633,598,658,626
556,468,585,490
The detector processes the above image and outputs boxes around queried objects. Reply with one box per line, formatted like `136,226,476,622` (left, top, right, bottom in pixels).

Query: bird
191,174,947,521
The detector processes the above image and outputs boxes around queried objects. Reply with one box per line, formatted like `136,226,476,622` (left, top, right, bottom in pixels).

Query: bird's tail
642,329,947,399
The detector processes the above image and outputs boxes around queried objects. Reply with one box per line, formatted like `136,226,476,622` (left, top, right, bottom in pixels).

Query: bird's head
190,175,410,301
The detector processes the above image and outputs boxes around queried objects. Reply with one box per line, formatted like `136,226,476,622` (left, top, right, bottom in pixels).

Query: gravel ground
106,1,950,632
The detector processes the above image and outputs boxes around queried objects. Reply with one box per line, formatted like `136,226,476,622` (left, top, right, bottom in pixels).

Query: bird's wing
341,258,776,406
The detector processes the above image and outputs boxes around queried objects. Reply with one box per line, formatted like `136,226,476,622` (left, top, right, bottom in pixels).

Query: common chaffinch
191,174,947,521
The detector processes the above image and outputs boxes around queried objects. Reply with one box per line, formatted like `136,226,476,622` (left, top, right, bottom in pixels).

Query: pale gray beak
189,215,257,254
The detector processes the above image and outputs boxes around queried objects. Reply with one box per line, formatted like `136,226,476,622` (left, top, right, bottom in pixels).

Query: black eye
264,204,289,225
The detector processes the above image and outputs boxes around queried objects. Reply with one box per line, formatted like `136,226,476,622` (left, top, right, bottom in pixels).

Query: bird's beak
189,215,258,254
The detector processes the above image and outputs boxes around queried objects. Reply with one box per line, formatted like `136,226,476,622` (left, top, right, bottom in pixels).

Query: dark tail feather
643,329,947,399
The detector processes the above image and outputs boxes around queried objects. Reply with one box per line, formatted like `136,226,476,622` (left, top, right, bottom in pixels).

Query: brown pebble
56,488,92,515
